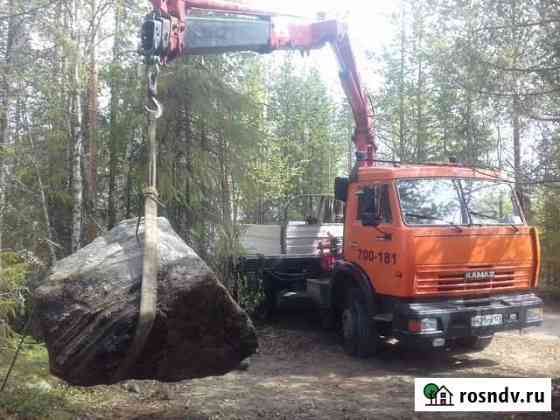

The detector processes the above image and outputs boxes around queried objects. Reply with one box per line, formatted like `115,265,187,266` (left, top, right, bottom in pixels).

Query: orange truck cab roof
357,163,510,182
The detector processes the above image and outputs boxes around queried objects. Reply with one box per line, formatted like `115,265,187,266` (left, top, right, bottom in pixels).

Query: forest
1,0,560,417
1,0,560,345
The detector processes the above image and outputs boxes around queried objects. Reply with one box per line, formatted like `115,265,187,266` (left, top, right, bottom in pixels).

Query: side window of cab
357,184,392,225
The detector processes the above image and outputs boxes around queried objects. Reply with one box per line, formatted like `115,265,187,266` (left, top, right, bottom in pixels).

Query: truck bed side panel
285,223,343,255
240,224,281,255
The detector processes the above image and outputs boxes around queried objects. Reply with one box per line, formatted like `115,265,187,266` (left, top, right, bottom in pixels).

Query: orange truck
237,164,543,355
141,0,543,355
328,164,543,354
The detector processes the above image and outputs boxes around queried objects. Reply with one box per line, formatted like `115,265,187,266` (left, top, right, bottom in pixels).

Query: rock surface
33,218,257,386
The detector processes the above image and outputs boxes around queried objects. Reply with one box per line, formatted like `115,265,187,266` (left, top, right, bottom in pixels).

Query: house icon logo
423,383,454,406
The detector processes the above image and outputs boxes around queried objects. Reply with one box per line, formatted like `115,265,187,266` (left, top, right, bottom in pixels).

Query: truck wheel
320,308,336,330
456,335,494,352
341,288,378,358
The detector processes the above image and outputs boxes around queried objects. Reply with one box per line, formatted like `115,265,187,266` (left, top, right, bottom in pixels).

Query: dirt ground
85,305,560,420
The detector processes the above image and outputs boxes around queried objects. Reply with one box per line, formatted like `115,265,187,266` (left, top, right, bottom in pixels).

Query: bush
235,272,266,316
0,253,29,342
207,225,266,317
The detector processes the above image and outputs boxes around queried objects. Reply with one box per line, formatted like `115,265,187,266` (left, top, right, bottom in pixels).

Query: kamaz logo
464,271,496,281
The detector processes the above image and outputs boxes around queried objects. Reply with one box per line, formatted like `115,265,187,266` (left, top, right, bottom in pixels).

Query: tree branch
474,57,560,74
526,114,560,122
0,0,64,20
452,78,560,98
475,18,560,32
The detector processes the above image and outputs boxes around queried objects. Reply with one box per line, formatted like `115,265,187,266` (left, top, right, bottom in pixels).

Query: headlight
526,307,543,322
421,318,439,332
408,318,438,333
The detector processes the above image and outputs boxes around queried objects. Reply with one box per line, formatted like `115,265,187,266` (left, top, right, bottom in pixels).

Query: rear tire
341,288,378,358
320,308,336,330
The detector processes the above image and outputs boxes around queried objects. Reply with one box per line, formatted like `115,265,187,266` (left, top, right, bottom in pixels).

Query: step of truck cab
306,278,331,307
373,313,394,322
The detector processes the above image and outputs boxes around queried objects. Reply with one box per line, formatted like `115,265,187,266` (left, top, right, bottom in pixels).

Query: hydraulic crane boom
141,0,376,164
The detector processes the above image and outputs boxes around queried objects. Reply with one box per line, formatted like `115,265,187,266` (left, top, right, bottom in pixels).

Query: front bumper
393,292,543,350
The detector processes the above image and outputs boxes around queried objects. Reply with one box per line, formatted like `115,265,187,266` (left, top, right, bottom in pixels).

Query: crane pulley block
142,12,172,59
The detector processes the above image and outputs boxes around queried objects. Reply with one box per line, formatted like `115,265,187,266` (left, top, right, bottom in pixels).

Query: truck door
346,183,400,296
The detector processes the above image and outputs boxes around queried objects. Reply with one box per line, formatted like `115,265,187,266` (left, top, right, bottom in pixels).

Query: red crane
140,0,377,164
125,1,377,374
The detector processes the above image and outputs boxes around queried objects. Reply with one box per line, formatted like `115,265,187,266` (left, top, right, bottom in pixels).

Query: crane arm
141,0,376,163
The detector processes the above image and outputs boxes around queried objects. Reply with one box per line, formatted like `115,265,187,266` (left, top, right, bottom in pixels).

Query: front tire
341,288,378,358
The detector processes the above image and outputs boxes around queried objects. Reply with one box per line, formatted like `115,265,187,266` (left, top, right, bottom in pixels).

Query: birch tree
70,0,84,252
0,0,16,273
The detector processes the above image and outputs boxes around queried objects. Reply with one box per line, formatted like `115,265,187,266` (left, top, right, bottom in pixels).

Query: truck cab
326,163,543,355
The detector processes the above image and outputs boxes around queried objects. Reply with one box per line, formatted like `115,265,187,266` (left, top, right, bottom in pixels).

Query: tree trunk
0,98,6,273
125,141,135,220
27,135,57,265
86,10,98,243
183,101,193,243
70,0,84,252
399,0,406,160
466,93,474,164
108,0,122,229
220,135,232,228
507,1,529,217
0,0,16,271
513,93,525,211
415,62,424,162
0,96,7,274
413,4,425,162
496,120,503,169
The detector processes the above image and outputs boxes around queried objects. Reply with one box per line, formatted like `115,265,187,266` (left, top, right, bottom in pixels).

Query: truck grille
415,264,531,296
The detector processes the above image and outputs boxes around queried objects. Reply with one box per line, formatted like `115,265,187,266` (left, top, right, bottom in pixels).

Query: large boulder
33,218,257,386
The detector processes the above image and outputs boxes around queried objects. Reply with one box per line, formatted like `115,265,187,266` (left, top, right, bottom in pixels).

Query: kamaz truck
140,0,544,355
238,165,543,355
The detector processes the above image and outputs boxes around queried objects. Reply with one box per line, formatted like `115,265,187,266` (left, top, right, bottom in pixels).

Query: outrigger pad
32,218,257,386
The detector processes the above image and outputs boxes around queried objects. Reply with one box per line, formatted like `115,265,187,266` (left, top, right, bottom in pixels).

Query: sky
256,0,399,94
257,0,397,46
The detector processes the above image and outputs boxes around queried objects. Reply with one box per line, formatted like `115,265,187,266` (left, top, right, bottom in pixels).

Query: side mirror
335,177,349,202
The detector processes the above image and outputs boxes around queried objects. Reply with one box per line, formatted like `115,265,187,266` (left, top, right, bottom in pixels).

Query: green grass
0,339,118,419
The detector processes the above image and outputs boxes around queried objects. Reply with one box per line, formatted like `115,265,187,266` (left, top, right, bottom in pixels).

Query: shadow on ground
103,301,560,420
257,302,500,375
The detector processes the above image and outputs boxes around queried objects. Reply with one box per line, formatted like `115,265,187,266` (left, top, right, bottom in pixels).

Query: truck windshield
398,178,524,226
461,179,523,225
398,179,463,225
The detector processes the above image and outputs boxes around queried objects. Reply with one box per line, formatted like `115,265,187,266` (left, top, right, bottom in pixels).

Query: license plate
471,313,503,328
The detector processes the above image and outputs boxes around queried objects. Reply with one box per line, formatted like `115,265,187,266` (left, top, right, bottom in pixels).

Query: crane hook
145,63,162,118
147,62,159,97
145,96,162,119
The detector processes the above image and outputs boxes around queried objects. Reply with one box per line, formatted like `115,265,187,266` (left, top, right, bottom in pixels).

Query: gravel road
98,305,560,420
